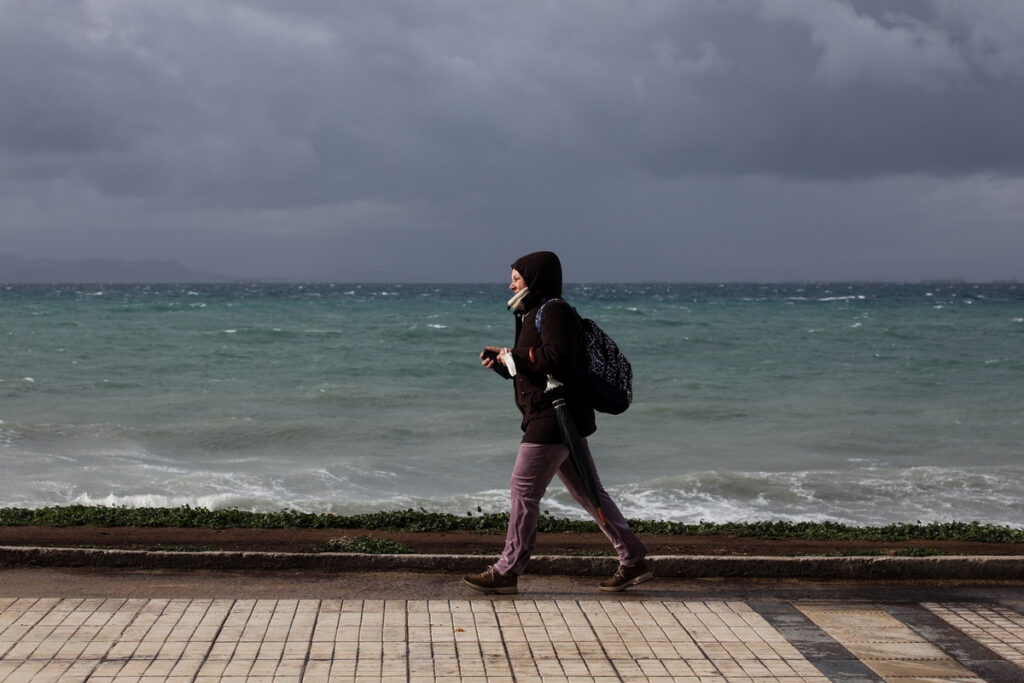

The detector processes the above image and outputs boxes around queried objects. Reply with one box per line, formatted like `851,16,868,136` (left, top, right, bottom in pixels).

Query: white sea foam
9,450,1024,525
592,466,1024,526
72,492,218,509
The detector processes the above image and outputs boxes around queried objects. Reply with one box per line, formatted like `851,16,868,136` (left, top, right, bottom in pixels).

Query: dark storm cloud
1,0,1023,281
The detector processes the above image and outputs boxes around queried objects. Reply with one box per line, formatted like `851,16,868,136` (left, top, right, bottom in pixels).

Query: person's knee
509,473,544,501
511,488,542,506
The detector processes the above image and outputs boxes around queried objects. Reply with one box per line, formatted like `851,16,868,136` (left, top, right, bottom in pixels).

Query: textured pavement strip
794,603,983,681
0,596,1022,681
924,602,1024,669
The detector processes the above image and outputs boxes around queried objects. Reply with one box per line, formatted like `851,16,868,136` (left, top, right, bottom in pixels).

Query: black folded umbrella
547,379,608,527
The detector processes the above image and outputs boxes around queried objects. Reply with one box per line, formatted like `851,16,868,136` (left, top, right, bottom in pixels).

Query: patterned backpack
536,300,633,414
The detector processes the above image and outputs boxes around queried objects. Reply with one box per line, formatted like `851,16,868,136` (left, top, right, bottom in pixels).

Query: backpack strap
534,297,563,334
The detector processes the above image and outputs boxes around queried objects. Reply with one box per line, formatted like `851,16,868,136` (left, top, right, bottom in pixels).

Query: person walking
464,251,652,595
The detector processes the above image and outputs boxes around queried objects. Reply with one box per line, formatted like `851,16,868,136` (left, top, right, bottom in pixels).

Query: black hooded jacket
506,251,596,443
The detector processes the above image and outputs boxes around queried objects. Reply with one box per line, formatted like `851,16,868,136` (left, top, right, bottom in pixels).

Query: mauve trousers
492,439,647,576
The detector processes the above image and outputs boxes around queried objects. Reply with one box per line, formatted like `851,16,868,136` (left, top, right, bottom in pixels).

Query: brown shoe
463,566,518,595
600,560,653,592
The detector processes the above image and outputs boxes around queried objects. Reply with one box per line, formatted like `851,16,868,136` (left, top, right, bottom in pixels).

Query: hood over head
511,251,562,302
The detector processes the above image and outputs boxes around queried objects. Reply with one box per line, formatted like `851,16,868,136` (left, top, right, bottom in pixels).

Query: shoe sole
599,571,654,592
462,578,518,595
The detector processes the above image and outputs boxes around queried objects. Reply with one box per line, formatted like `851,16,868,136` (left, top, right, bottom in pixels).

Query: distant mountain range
0,255,236,284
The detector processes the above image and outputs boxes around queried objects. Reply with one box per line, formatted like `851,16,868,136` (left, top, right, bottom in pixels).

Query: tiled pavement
2,594,1024,682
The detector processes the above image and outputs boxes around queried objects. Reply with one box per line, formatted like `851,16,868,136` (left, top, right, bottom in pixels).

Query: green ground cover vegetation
1,505,1022,543
313,535,415,554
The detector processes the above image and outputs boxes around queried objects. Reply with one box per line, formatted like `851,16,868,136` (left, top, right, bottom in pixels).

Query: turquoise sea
2,282,1022,525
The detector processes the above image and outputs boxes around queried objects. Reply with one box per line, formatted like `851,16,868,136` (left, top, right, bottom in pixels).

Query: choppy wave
7,435,1023,526
598,466,1024,526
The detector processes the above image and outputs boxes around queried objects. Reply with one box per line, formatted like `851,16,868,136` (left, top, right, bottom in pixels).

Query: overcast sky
2,0,1023,282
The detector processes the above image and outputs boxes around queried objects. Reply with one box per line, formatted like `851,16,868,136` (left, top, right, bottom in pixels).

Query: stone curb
2,546,1023,580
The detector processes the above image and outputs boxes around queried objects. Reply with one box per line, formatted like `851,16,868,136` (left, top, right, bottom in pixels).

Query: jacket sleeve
521,301,579,379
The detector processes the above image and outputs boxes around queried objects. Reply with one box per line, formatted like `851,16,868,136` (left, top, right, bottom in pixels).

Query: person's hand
481,345,507,368
482,346,513,379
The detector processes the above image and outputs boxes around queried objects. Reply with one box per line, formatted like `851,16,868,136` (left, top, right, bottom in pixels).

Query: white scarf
507,287,530,311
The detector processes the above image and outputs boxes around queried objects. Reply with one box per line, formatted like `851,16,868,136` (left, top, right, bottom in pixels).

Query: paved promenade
2,564,1024,682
